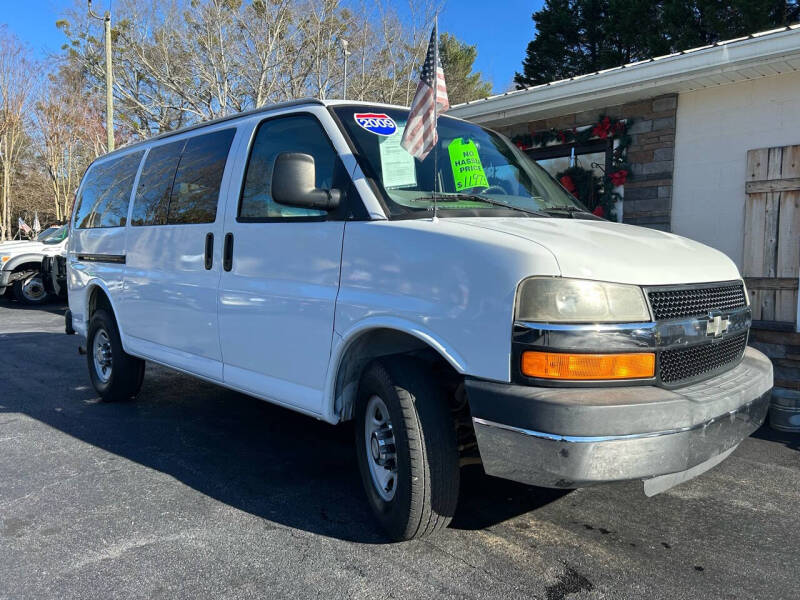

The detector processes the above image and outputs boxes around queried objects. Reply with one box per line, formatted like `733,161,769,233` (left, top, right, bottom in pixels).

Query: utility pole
88,1,114,151
341,38,350,100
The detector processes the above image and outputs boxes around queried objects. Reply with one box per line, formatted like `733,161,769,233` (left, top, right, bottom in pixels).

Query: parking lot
1,299,798,600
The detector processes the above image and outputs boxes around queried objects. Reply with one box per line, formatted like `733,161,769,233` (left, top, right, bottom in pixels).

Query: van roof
103,98,413,159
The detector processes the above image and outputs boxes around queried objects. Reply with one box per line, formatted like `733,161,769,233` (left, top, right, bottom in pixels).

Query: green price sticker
448,138,489,191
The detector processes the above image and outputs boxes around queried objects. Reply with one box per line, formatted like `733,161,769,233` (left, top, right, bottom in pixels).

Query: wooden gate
744,145,800,329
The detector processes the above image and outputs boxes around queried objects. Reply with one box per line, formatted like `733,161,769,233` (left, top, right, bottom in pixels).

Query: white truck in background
0,225,68,304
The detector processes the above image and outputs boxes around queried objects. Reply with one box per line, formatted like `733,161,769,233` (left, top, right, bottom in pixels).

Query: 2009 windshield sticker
354,113,397,136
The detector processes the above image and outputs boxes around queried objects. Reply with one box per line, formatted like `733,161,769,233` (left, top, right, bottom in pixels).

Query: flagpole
432,15,439,222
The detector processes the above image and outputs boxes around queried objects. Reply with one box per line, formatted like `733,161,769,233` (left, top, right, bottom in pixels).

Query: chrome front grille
647,282,747,321
659,333,748,384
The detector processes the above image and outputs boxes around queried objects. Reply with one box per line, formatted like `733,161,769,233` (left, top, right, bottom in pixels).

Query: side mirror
271,152,341,211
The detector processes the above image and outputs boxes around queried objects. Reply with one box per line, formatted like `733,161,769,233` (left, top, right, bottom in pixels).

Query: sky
434,0,543,92
0,0,543,94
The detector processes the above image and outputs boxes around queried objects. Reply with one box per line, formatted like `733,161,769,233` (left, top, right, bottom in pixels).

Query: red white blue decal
354,113,397,136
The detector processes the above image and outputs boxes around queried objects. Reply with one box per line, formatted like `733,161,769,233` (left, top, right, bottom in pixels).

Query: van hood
453,217,741,286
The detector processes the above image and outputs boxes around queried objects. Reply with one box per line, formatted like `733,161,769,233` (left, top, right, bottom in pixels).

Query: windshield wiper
409,194,548,217
542,206,596,218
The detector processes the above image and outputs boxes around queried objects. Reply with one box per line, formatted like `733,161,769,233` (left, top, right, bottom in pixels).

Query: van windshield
332,106,588,219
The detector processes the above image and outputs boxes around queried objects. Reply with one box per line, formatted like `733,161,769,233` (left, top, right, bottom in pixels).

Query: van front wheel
87,309,145,402
355,358,460,541
13,273,48,305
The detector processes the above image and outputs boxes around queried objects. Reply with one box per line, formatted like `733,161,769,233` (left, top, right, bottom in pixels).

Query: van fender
79,279,129,349
322,316,468,423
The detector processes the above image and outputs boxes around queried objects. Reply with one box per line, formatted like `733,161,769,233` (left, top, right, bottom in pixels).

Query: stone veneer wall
496,94,678,231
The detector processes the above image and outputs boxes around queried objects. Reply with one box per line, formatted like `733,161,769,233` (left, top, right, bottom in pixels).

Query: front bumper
468,346,773,491
0,269,10,293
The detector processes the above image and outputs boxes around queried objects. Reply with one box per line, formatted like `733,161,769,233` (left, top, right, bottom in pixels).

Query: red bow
609,169,628,187
560,175,577,194
592,116,612,139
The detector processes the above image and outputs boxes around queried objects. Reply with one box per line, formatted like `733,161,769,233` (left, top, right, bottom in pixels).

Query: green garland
512,116,632,219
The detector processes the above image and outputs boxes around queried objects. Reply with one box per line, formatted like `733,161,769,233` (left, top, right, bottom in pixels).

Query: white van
67,99,773,540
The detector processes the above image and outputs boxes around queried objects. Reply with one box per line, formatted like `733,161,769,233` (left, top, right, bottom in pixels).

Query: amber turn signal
521,351,655,380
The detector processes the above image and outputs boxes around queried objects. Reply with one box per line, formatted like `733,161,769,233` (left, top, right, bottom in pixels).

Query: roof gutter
449,26,800,125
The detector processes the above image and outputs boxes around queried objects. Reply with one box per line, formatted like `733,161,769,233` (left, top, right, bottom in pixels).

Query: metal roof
447,24,800,126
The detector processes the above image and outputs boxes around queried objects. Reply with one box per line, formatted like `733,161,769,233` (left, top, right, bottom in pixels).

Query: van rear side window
131,128,236,226
168,129,236,224
74,151,144,229
131,140,184,226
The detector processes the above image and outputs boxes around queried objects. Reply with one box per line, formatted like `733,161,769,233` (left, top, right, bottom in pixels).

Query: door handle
204,233,214,270
223,232,233,272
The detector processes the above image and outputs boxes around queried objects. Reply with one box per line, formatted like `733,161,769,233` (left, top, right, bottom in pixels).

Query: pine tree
439,33,494,105
514,0,800,88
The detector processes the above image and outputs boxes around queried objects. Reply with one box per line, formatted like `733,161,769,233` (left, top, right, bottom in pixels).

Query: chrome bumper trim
472,417,693,444
473,391,769,490
471,349,772,490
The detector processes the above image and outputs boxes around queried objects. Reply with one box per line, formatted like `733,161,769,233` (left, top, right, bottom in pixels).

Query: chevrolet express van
67,99,773,540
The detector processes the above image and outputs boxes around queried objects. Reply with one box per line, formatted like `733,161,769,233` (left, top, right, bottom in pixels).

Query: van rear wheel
355,358,460,541
87,309,145,402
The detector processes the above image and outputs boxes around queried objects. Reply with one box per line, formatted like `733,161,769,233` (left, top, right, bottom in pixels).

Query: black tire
12,273,49,305
355,357,460,541
87,309,145,402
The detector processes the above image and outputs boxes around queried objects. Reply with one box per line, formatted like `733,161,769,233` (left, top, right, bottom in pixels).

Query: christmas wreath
512,116,632,219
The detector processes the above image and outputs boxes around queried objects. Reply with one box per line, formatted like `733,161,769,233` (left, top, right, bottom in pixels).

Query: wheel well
88,285,113,319
333,328,463,422
12,261,41,273
6,261,42,286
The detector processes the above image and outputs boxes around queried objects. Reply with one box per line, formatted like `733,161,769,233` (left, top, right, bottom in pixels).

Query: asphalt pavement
1,297,798,600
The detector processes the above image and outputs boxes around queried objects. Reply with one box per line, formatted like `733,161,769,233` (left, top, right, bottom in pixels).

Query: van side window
74,151,143,229
131,140,184,226
168,128,236,224
239,114,347,221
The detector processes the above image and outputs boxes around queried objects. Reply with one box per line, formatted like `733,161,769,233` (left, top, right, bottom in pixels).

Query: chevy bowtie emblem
705,313,730,338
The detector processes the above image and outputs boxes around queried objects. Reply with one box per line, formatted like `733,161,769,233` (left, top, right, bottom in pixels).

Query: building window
514,118,630,220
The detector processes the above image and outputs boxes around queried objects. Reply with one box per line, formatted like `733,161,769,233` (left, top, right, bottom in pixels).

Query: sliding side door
121,127,238,381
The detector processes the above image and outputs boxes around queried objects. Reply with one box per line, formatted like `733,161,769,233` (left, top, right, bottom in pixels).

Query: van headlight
515,277,650,323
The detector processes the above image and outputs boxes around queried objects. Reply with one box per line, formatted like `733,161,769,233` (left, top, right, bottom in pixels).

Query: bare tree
57,0,443,139
234,0,295,107
0,27,37,240
34,62,106,223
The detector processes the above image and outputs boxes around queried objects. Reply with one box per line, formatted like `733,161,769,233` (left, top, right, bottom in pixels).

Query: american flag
400,23,449,160
18,217,31,236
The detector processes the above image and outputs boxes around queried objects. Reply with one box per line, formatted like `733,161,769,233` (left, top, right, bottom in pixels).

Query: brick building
504,93,680,230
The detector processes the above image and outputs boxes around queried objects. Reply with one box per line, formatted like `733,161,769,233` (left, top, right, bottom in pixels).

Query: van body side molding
76,253,126,264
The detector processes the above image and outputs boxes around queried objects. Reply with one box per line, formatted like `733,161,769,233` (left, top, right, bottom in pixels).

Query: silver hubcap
92,329,113,383
22,275,45,301
365,395,397,501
